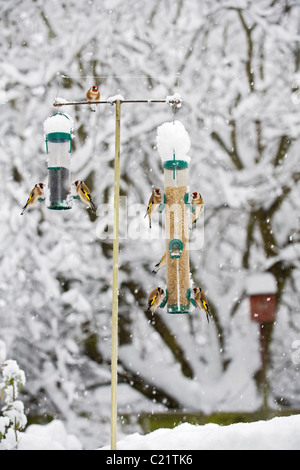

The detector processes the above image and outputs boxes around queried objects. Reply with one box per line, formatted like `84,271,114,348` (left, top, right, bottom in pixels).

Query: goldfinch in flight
145,188,162,228
21,183,45,215
74,180,97,213
193,287,212,323
147,287,165,314
152,252,166,275
86,85,100,112
191,192,204,226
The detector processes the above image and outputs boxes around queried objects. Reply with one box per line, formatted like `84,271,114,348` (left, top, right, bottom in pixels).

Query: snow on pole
156,121,192,314
44,113,74,210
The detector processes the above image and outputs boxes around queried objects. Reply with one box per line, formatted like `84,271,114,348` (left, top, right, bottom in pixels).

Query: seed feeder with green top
44,113,74,210
156,120,193,314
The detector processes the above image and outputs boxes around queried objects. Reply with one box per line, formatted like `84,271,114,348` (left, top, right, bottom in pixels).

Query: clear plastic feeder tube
164,160,190,314
44,113,73,210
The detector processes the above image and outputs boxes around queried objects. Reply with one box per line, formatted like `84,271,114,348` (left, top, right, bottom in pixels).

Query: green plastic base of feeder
48,166,62,172
48,205,72,211
167,304,190,314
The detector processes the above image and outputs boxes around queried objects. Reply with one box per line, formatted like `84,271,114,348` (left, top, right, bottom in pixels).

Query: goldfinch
152,252,166,274
21,183,45,215
145,188,162,228
74,180,97,213
86,85,100,111
191,192,204,226
147,287,165,314
193,287,212,323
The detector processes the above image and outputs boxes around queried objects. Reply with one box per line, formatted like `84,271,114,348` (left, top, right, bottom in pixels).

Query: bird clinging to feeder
191,192,204,226
147,287,165,315
152,252,166,275
74,180,97,213
193,287,212,323
144,188,162,228
20,183,45,215
86,85,100,112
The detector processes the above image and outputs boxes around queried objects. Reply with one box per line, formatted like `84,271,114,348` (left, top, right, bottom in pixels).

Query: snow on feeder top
157,120,191,187
156,121,192,314
246,273,277,323
44,113,74,210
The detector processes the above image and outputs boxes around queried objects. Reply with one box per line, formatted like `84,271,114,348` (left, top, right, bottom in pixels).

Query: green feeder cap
44,113,74,153
163,160,188,169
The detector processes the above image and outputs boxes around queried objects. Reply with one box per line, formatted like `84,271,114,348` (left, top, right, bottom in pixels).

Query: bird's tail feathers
90,200,97,213
20,205,27,215
152,264,159,275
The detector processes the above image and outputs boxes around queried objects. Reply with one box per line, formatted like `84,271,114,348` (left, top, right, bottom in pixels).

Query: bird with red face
191,191,204,226
193,287,212,323
147,287,165,315
86,85,100,111
74,180,97,213
145,188,162,228
21,183,45,215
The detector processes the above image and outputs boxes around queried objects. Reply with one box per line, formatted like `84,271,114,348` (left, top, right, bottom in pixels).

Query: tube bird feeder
156,121,192,314
44,113,74,210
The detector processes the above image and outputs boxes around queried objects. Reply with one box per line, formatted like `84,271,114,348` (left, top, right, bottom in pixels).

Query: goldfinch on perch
74,180,97,213
145,188,162,228
21,183,45,215
193,287,212,323
152,252,166,274
86,85,100,112
147,287,165,314
191,192,204,226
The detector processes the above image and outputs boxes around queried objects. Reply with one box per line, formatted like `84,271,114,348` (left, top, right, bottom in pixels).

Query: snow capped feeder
156,121,192,314
44,113,74,210
246,273,277,323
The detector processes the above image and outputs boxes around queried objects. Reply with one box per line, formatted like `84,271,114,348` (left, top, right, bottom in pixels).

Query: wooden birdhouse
246,273,277,323
44,113,74,210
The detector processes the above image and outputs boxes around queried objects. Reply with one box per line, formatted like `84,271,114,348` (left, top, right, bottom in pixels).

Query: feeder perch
160,290,168,309
156,121,191,314
44,113,74,210
158,194,166,213
186,288,196,307
184,192,194,213
246,273,277,323
169,239,183,258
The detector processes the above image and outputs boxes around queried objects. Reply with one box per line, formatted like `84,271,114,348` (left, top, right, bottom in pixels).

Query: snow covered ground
2,414,299,450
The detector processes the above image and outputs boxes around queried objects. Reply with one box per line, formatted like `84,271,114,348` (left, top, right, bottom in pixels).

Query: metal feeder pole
111,99,121,450
53,96,180,450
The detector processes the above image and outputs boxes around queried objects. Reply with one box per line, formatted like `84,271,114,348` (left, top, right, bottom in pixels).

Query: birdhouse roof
246,273,277,295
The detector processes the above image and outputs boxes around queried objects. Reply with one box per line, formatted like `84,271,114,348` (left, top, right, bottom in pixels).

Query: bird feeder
44,113,74,210
246,273,277,323
156,121,192,314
